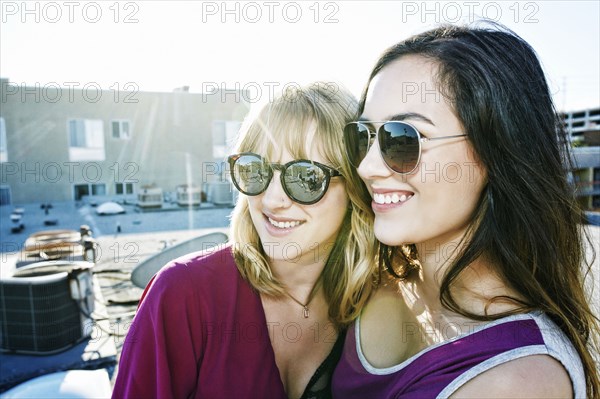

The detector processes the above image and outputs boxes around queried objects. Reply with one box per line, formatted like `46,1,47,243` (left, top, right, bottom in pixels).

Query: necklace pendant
303,306,309,318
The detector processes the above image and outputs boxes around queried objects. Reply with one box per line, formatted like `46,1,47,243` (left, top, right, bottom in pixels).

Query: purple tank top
332,312,585,398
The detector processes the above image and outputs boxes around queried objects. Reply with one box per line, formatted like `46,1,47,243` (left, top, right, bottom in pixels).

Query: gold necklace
284,278,321,318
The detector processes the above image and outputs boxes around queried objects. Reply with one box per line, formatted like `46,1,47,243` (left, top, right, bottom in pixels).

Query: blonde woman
113,83,376,399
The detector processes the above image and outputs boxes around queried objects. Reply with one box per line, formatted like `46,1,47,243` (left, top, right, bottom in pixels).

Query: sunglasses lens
231,154,270,195
344,123,371,168
379,122,420,173
284,162,328,204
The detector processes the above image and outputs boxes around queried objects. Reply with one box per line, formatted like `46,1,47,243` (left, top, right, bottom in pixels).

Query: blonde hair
229,82,377,327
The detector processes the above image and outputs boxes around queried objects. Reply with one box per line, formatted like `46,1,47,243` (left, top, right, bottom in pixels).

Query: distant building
0,78,248,205
564,107,600,211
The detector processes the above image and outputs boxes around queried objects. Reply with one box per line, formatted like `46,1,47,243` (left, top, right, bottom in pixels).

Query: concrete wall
0,79,248,204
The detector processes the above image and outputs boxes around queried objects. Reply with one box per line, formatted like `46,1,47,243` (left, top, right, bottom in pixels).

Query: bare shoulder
451,354,573,398
362,280,404,318
359,281,418,368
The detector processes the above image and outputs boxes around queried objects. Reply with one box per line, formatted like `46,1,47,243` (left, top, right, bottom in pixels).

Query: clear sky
1,0,599,112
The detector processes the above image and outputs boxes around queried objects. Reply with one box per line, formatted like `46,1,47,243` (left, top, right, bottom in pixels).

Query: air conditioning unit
0,261,95,355
208,181,234,205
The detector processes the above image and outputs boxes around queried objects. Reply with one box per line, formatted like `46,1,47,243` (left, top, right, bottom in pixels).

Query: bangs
232,82,356,172
237,96,330,163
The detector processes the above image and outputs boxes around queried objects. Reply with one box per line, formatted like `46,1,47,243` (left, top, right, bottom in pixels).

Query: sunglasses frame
227,152,342,205
344,120,467,174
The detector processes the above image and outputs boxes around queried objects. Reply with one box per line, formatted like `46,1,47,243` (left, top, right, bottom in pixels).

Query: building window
115,182,135,195
0,117,7,162
68,119,105,161
212,120,241,159
0,185,11,205
92,184,106,196
593,168,600,208
73,183,106,201
112,120,131,139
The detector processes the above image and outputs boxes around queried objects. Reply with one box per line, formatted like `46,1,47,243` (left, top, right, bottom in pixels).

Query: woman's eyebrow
357,112,436,126
389,112,436,126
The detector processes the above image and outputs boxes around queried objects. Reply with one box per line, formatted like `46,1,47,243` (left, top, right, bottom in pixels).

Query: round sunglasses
227,152,342,205
343,121,467,174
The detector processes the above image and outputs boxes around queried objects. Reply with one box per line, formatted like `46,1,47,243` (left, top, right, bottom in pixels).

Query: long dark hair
363,23,599,396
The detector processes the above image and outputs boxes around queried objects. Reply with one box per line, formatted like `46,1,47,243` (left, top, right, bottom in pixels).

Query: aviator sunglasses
227,152,342,205
343,121,467,174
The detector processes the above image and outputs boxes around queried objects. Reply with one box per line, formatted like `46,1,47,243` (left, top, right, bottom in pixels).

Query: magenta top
112,245,344,399
332,312,586,398
112,246,286,398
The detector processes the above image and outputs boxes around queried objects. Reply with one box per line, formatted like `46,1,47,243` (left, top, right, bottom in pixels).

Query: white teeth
373,193,411,205
268,218,301,229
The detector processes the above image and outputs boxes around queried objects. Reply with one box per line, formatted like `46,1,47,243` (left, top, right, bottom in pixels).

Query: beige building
565,107,600,211
0,78,248,205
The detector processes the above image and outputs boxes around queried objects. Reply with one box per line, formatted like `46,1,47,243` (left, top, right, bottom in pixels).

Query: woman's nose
261,172,293,209
357,138,394,182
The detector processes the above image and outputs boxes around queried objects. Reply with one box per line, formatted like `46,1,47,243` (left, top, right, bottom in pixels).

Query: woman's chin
374,219,408,247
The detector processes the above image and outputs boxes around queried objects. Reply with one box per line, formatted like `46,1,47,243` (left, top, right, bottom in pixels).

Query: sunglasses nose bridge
359,134,393,178
269,163,284,172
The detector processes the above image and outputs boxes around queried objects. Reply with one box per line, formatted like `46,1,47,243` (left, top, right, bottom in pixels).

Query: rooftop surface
1,202,599,394
1,201,235,251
